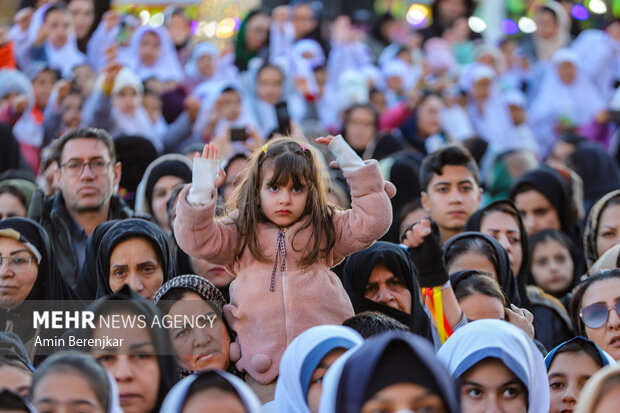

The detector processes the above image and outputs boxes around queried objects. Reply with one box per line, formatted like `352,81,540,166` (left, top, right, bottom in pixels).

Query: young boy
419,145,482,244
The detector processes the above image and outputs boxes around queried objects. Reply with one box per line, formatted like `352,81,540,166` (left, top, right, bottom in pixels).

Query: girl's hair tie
301,144,307,152
262,144,269,154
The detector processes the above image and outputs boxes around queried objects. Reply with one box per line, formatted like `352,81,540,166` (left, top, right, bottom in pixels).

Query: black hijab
465,200,530,305
0,122,31,175
0,389,35,412
95,219,174,298
334,331,460,413
0,218,79,364
113,135,159,209
143,159,191,216
83,285,180,413
0,218,77,303
342,241,432,341
444,231,522,306
566,141,620,213
509,166,578,240
74,220,120,300
449,269,511,306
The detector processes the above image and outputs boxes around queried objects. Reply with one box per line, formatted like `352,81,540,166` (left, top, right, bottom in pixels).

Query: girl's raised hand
315,135,334,145
198,143,226,188
201,142,219,160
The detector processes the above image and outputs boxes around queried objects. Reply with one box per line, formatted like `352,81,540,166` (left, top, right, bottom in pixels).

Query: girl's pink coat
174,160,393,383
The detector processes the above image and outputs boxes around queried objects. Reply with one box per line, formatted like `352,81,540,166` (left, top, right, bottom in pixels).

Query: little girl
528,229,577,302
174,136,393,388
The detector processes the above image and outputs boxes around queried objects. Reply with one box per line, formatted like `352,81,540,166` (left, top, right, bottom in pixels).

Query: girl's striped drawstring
270,229,287,292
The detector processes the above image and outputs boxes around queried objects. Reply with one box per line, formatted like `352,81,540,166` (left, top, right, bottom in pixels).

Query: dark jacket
28,190,134,286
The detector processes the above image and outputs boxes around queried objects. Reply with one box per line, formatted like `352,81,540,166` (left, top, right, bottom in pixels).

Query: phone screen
230,127,247,141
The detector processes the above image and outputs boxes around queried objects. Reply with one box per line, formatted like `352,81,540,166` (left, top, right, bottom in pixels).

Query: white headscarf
185,42,240,87
22,3,86,77
571,29,620,101
159,369,262,413
529,48,606,155
533,0,571,61
0,69,43,149
316,345,362,413
464,64,521,153
134,153,192,216
93,67,162,151
437,319,550,413
193,81,259,139
274,325,363,413
289,39,326,96
44,32,87,78
243,62,306,137
120,25,185,82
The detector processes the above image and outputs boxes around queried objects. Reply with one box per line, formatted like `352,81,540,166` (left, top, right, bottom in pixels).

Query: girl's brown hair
227,137,335,267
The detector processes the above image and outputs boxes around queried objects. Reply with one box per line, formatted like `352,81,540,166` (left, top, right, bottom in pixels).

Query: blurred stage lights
406,4,430,28
468,16,487,33
589,0,608,14
139,10,150,25
500,18,519,35
216,17,237,39
518,16,537,34
149,12,164,28
571,4,590,20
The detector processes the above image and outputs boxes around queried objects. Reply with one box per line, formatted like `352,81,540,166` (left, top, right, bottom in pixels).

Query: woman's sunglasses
580,300,620,329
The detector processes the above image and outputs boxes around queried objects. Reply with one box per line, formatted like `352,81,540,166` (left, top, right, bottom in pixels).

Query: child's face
142,93,162,123
114,86,139,116
220,90,241,121
259,168,308,228
369,90,387,114
557,61,576,85
32,70,56,109
197,54,216,79
139,31,161,67
61,93,83,129
471,78,491,102
386,75,403,93
46,9,71,49
547,351,601,413
422,165,481,236
508,104,526,126
256,67,283,105
530,239,573,295
0,92,18,109
72,64,95,97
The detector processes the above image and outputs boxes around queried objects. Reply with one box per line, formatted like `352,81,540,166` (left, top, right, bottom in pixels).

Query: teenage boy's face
422,165,481,236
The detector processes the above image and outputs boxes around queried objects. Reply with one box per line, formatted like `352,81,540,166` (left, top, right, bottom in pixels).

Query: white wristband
327,134,366,173
187,157,220,205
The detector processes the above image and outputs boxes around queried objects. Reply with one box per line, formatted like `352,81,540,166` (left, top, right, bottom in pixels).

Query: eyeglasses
60,159,112,176
580,300,620,329
0,254,37,273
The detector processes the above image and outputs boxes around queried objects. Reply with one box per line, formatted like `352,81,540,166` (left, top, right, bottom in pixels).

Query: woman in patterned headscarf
153,274,233,378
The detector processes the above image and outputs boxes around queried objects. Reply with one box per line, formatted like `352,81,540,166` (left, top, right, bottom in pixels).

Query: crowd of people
1,0,620,412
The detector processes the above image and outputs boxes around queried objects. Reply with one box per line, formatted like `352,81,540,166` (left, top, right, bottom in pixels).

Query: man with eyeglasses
29,127,133,287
